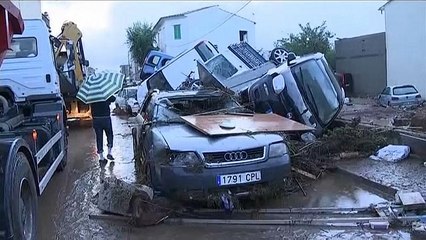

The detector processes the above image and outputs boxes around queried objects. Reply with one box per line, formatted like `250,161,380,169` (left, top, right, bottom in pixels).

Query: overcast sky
41,1,386,72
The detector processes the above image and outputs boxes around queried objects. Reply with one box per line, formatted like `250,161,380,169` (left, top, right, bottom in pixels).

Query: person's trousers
93,116,113,154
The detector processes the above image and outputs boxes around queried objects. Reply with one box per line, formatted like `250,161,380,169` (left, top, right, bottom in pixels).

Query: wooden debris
294,178,307,197
89,213,131,222
292,167,317,180
339,152,359,159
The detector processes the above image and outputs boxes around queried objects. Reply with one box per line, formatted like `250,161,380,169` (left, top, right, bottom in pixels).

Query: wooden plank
292,167,317,180
181,113,314,136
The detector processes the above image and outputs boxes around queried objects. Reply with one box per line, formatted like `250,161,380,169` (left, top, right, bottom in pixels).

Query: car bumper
157,154,291,199
390,100,423,107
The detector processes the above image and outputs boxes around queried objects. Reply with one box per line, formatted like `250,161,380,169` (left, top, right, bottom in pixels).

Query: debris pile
411,106,426,130
288,126,400,175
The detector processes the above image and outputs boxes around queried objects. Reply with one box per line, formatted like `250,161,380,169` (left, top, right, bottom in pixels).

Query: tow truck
0,1,68,239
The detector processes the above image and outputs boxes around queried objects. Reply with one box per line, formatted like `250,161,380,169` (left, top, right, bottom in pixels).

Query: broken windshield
154,93,242,123
205,55,238,81
291,59,340,125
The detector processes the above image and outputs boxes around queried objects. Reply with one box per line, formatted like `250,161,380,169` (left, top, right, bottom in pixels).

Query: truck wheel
8,152,37,240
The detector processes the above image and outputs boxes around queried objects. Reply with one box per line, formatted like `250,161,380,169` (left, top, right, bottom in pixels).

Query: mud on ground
339,97,426,132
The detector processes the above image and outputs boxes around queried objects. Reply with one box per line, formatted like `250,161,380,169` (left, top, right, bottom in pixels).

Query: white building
380,0,426,97
153,5,256,56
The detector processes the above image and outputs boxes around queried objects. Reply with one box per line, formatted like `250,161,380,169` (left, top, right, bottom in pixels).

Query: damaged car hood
156,124,283,152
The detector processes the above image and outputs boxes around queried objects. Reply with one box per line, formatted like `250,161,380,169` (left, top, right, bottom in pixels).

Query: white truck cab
0,19,60,102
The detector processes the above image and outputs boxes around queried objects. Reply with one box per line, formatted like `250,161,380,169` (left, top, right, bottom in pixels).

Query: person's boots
107,147,114,160
99,153,106,162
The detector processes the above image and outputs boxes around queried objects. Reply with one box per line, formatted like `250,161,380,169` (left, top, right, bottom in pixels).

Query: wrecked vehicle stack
131,40,345,202
139,41,343,136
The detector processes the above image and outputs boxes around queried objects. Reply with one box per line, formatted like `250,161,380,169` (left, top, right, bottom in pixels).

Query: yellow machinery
50,17,92,122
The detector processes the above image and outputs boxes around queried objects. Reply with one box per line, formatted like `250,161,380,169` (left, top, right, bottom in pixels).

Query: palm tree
126,22,157,66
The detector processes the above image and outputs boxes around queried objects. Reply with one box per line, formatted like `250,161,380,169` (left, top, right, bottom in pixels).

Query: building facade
335,32,387,96
153,5,256,56
380,0,426,97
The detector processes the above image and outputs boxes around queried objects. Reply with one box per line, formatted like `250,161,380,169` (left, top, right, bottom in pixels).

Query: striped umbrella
76,71,124,104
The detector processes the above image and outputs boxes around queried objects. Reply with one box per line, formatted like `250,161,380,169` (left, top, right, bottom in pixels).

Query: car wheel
8,152,37,240
387,101,391,106
269,47,289,65
189,79,202,90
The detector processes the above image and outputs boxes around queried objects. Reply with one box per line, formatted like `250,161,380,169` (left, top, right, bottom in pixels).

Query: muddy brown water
37,113,420,239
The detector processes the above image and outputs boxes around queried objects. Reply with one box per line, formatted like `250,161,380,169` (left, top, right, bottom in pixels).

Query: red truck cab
0,0,25,65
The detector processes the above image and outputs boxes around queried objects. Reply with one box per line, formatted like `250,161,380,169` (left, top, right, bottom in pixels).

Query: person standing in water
90,96,116,161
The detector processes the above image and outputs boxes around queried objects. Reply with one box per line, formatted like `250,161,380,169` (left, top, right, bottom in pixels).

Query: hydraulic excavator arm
49,19,92,122
52,21,88,86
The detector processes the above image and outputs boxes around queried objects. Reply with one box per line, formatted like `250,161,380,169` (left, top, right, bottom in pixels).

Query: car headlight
169,151,201,167
269,142,288,158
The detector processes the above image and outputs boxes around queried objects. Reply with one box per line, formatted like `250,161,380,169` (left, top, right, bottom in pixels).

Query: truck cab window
5,37,38,59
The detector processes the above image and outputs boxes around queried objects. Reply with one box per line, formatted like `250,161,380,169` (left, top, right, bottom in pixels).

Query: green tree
126,21,157,65
275,21,336,69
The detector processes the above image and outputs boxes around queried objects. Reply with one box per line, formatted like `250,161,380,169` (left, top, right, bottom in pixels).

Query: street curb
332,167,397,200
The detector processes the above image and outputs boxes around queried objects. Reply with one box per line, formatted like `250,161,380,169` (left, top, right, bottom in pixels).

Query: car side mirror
272,74,285,94
84,60,90,66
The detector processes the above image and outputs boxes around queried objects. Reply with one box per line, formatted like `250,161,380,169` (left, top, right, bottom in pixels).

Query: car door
379,87,390,106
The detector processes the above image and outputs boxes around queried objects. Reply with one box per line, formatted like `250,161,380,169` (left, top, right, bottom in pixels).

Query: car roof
154,89,225,100
389,84,416,89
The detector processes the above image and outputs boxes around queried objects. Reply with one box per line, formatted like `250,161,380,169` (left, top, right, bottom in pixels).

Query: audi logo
224,151,248,161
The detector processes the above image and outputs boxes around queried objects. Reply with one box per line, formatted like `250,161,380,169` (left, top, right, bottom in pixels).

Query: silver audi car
132,89,291,200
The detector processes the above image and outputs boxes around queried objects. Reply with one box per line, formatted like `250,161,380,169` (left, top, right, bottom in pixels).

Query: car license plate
217,171,261,186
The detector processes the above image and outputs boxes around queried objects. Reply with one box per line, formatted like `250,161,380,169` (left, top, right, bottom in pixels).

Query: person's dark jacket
90,96,116,117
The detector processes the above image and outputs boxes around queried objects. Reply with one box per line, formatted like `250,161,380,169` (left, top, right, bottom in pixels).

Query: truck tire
7,152,38,240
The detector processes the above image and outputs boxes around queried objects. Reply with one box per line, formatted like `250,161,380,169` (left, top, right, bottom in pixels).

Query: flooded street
36,114,419,239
